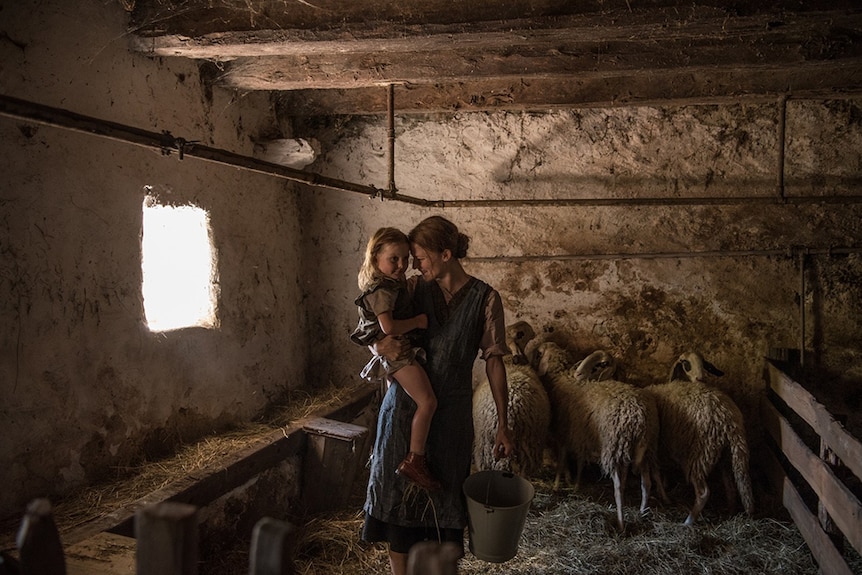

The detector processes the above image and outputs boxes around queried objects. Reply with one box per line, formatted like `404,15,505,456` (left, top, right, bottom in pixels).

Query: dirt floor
202,463,862,575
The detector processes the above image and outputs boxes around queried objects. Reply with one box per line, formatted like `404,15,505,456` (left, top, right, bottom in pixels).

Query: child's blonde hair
358,227,410,291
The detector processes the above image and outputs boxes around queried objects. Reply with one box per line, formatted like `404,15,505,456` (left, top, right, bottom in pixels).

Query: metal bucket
463,470,534,563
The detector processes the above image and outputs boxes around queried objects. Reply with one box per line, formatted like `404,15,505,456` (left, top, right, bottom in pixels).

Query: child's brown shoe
396,452,442,490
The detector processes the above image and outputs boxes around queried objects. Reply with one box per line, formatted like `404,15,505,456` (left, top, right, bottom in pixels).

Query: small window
142,194,218,332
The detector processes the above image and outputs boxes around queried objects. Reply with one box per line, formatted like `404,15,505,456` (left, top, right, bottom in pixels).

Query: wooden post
301,417,368,515
249,517,297,575
135,502,199,575
17,498,66,575
406,541,461,575
818,414,848,553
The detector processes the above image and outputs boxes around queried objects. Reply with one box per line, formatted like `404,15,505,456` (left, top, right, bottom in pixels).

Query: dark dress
361,276,494,554
350,277,424,381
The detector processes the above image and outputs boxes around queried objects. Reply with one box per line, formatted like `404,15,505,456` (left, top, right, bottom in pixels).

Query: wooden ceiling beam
214,30,861,92
275,61,862,116
127,0,856,38
125,5,862,114
129,10,860,61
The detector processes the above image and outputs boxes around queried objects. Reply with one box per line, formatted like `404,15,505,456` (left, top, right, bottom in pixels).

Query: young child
350,227,441,490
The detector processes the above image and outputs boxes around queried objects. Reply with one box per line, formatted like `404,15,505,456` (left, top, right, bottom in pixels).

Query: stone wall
0,1,307,518
1,0,861,524
294,103,862,426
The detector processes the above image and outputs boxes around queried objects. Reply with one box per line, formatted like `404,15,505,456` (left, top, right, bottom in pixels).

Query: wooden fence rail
5,500,451,575
762,360,862,575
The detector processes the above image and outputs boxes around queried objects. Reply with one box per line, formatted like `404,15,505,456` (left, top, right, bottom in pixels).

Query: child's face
376,241,410,281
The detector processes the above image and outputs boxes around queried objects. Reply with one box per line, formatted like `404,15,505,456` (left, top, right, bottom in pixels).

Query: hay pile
291,467,860,575
0,381,369,548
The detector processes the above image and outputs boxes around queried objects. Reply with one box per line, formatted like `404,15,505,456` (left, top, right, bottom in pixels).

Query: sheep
472,321,551,478
533,342,659,530
574,350,668,513
643,351,754,525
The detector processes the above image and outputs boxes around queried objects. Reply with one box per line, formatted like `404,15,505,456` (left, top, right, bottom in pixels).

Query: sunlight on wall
142,195,218,332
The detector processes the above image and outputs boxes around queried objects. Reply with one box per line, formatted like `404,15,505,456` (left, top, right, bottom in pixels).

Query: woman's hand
371,334,411,361
493,426,516,461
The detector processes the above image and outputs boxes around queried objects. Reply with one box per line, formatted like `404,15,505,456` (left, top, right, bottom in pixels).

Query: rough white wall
294,103,862,422
2,0,861,525
0,1,306,517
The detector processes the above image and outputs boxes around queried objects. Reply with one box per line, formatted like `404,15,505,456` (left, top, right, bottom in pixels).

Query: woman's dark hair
409,215,469,259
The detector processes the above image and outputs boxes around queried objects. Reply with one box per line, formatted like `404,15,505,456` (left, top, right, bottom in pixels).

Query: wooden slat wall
761,448,855,575
762,360,862,575
767,363,862,482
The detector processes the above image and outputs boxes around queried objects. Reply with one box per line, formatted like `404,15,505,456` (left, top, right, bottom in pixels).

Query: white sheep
643,351,754,525
574,350,668,514
472,321,551,478
533,342,659,530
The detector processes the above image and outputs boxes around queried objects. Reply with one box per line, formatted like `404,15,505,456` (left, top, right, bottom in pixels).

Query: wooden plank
221,49,862,91
274,61,862,115
820,433,846,553
16,499,66,575
249,517,297,575
65,532,135,575
212,9,862,92
127,1,859,40
130,11,862,61
126,6,862,113
760,438,854,575
761,398,862,556
301,418,369,515
135,503,199,575
767,362,862,484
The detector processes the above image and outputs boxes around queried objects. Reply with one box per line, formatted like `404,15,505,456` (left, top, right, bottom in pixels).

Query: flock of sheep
471,321,755,531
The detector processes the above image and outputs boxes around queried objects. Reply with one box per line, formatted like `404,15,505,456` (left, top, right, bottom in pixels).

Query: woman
360,215,515,575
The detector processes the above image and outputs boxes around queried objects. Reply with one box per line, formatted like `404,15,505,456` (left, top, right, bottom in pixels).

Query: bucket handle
483,471,516,512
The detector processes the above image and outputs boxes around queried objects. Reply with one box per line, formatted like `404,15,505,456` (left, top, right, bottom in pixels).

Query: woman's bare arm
370,333,412,361
376,311,428,336
485,354,515,460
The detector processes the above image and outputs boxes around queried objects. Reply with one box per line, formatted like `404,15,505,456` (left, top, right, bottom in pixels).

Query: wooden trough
761,359,862,575
0,384,378,574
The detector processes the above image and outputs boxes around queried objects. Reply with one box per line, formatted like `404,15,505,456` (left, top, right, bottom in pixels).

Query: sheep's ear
669,359,686,381
704,360,724,377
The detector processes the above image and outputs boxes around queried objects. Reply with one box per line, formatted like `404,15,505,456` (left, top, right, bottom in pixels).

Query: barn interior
1,0,861,573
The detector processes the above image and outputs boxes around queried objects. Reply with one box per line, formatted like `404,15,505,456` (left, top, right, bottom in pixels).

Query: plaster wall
0,1,306,518
294,103,862,426
2,0,861,528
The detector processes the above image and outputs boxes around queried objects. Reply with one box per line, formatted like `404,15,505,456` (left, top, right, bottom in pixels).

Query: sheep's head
574,350,617,382
523,331,555,367
670,351,725,383
505,320,537,365
533,341,573,377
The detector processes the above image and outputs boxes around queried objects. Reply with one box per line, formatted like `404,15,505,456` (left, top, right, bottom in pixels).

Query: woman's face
411,244,448,281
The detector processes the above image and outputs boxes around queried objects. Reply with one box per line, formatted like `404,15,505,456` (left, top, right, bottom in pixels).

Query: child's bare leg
394,363,441,490
394,363,437,455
